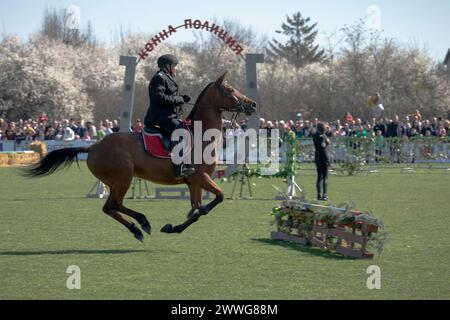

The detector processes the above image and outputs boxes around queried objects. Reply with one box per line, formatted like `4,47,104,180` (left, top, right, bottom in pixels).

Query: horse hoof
130,224,144,242
142,222,152,235
161,224,173,233
134,231,144,242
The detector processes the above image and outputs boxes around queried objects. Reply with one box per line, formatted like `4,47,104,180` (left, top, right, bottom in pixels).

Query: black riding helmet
157,54,179,68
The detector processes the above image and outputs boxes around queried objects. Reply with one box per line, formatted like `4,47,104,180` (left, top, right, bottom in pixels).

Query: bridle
184,82,255,129
215,83,249,112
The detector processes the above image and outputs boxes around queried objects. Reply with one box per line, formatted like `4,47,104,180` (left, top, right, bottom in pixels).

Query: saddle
142,121,193,159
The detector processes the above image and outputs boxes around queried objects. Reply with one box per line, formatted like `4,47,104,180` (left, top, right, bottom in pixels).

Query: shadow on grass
252,238,356,260
0,249,149,256
4,197,90,202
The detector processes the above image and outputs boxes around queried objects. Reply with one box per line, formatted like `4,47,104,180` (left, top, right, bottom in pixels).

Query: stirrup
175,165,195,180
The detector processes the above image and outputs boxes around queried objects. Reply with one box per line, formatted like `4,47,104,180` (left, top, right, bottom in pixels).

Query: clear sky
1,0,449,61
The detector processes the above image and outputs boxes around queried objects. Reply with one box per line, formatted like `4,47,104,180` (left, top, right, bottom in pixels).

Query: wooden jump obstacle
0,151,40,167
271,200,385,259
154,188,211,200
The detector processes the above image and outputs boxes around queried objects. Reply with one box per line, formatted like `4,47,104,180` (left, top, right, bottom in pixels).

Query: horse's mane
187,82,214,120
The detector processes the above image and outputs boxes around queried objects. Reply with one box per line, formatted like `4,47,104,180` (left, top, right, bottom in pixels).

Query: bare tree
40,7,97,47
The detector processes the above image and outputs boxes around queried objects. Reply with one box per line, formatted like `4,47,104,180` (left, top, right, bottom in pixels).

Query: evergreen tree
267,12,326,68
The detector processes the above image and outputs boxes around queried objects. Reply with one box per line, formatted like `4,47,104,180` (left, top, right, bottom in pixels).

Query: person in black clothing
373,119,387,137
144,54,194,180
386,116,400,138
111,120,120,133
386,115,401,163
420,120,435,136
73,119,87,138
313,122,330,201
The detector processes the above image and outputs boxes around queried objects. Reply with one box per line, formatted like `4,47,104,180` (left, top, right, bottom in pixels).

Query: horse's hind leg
110,178,151,235
103,185,144,242
118,205,151,235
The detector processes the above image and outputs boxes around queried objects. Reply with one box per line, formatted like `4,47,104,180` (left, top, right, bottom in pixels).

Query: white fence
0,140,96,160
1,138,449,164
295,138,450,164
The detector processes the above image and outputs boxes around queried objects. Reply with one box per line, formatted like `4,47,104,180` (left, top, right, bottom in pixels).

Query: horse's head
213,72,257,116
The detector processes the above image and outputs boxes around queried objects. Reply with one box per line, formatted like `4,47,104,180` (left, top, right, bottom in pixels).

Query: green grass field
0,164,449,300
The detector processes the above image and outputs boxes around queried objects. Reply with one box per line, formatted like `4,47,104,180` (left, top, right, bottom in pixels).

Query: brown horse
25,73,256,241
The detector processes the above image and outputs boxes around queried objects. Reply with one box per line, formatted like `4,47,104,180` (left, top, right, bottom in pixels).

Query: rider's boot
175,163,195,180
172,133,195,180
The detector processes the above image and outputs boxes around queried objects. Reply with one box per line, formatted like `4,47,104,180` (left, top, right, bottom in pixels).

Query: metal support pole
119,56,137,133
223,54,264,178
245,53,264,131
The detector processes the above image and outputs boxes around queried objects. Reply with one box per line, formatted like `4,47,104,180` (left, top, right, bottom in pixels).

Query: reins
183,101,241,130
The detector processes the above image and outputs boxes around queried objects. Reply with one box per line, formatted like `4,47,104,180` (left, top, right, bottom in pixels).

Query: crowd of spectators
253,113,450,141
1,112,450,144
0,114,121,143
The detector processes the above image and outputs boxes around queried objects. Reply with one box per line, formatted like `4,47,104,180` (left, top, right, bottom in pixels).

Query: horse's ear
216,72,228,85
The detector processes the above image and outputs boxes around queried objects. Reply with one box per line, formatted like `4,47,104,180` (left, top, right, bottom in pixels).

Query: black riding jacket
144,69,185,127
313,132,330,163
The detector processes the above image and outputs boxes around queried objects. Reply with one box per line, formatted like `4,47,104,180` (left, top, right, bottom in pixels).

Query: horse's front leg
160,173,224,234
186,184,202,219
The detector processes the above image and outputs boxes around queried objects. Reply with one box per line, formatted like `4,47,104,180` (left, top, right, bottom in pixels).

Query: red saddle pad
142,126,193,159
142,132,171,159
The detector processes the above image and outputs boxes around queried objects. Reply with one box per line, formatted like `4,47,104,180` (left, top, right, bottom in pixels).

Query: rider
144,54,195,180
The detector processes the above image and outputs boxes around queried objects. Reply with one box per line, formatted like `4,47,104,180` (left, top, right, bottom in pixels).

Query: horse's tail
24,147,90,177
